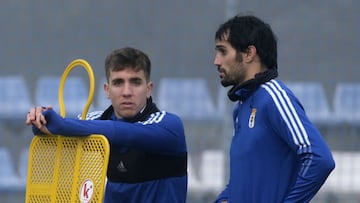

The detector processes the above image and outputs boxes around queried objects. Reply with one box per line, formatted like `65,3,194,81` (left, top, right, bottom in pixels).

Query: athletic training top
35,106,187,203
215,79,335,203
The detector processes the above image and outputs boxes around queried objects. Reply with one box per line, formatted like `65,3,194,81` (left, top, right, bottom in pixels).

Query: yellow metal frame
58,59,94,119
25,59,110,203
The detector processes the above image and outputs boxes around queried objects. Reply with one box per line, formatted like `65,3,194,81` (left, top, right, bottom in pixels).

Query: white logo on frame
80,179,94,203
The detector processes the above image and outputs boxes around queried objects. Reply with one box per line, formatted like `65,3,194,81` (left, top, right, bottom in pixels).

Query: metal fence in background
0,77,359,202
1,0,359,202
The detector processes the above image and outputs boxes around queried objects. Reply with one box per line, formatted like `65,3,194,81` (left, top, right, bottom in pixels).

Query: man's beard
220,56,244,87
220,74,236,87
221,79,232,87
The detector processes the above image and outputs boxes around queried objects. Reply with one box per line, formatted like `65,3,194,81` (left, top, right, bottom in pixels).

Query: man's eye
216,48,226,55
132,80,142,85
112,80,122,86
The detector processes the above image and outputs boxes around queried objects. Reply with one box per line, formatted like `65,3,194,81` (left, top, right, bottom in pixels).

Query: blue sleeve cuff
31,124,44,135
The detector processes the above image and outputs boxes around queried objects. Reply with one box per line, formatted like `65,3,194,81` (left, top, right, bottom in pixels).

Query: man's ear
244,45,257,63
103,83,110,98
147,82,153,98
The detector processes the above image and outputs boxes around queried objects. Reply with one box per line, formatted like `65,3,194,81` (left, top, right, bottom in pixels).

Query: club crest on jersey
248,108,256,128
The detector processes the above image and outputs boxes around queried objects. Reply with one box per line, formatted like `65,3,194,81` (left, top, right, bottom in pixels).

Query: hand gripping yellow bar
26,59,110,203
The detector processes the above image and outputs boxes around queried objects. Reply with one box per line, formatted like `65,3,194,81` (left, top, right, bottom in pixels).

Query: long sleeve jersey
36,109,188,203
215,79,335,203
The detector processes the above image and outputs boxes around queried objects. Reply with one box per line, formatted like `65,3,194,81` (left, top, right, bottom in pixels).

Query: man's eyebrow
215,45,226,50
129,77,142,81
110,78,123,83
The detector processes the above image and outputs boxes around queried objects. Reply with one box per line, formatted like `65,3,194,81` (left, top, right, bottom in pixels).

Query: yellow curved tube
58,59,95,120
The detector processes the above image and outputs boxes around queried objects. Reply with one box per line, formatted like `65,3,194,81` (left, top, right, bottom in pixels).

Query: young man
213,15,335,203
26,47,187,203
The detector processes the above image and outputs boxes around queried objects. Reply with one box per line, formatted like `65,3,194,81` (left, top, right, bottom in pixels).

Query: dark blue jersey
215,79,335,203
36,109,188,203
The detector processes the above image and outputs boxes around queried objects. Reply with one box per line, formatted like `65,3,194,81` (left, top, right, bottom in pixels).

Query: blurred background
0,0,359,202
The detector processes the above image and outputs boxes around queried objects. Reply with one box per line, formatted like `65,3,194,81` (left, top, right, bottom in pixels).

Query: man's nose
214,55,221,66
122,83,132,96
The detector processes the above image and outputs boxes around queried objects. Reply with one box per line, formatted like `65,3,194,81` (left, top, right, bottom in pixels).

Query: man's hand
26,106,52,134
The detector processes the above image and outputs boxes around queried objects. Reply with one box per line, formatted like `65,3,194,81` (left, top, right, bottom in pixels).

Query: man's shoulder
154,110,182,119
260,79,291,97
77,111,104,120
258,79,292,106
142,110,183,124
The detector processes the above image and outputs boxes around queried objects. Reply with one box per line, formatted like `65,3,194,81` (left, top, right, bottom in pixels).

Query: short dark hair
104,47,151,82
215,15,278,70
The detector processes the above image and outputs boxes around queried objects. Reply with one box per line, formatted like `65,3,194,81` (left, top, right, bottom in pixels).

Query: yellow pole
58,59,95,120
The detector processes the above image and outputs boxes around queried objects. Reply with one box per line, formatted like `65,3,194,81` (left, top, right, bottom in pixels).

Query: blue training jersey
37,109,188,203
215,79,335,203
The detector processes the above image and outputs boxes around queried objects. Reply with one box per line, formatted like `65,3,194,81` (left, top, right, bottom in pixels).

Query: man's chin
221,80,232,87
115,109,137,120
122,112,137,119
